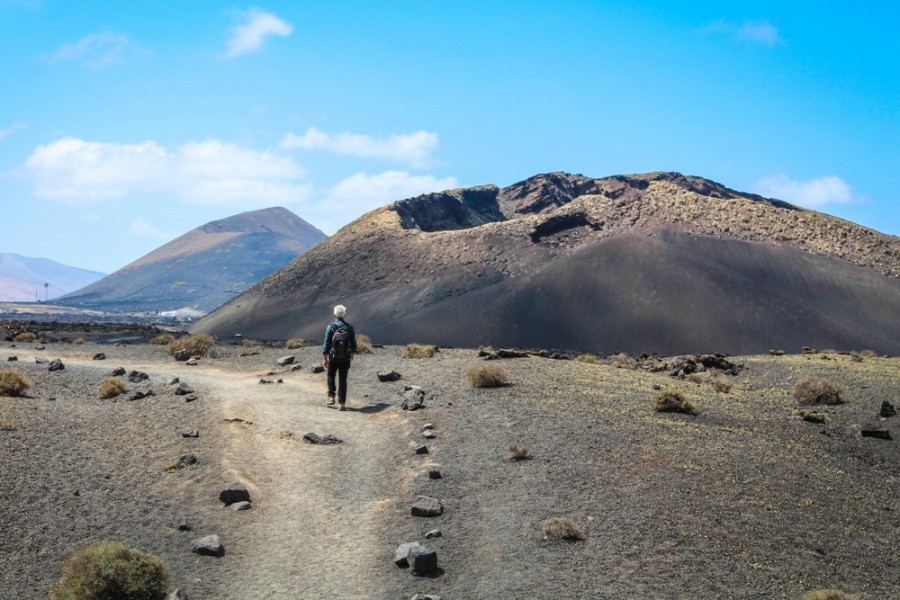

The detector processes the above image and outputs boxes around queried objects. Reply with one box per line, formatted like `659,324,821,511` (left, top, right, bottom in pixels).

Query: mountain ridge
0,253,105,302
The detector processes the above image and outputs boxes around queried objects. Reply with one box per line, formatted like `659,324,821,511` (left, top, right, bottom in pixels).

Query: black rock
173,349,191,361
177,517,192,531
377,370,402,382
402,386,426,411
411,495,443,517
191,534,224,557
861,428,892,440
92,353,106,361
880,401,897,418
48,358,64,371
128,370,149,383
111,367,127,376
277,355,296,366
181,427,200,438
6,356,17,361
219,482,251,505
425,529,442,539
302,432,343,444
415,445,429,455
394,542,421,567
408,545,438,576
167,589,190,600
174,383,194,396
178,454,198,468
311,365,325,374
428,468,442,479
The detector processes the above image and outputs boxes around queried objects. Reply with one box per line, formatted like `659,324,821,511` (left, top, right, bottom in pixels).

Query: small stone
219,482,251,505
174,383,194,396
6,356,17,361
422,423,434,430
181,427,200,438
377,370,402,382
34,356,48,364
394,542,421,567
402,386,426,411
880,401,897,418
191,534,224,557
184,395,197,402
34,344,45,350
410,595,442,600
48,358,64,371
408,545,438,576
425,529,442,539
177,517,192,531
167,589,190,600
128,370,149,383
291,364,303,372
276,378,283,383
230,501,252,511
428,468,441,479
111,367,126,376
415,445,429,455
277,355,296,366
186,358,198,366
178,454,198,468
174,349,191,361
861,428,892,440
303,432,343,444
168,377,180,385
423,430,436,439
411,495,443,517
259,378,274,384
92,353,106,360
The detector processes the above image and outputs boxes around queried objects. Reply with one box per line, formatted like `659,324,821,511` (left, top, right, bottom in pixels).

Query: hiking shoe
337,403,346,411
326,396,335,406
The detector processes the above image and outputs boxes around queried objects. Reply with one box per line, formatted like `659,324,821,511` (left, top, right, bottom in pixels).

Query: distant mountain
0,253,105,302
56,207,326,314
194,172,900,355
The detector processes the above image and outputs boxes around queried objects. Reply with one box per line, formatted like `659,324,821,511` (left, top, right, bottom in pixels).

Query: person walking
322,304,357,410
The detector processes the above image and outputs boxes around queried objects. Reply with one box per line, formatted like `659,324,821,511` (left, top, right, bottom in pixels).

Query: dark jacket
322,318,358,357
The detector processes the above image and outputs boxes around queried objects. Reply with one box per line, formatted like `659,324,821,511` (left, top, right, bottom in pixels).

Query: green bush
467,364,510,388
792,377,843,405
0,368,33,397
50,541,168,600
166,334,215,358
654,390,696,414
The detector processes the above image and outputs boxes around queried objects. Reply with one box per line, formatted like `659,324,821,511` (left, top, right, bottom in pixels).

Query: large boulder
277,355,295,366
191,535,224,557
411,495,443,517
48,358,64,372
402,386,426,411
408,545,438,576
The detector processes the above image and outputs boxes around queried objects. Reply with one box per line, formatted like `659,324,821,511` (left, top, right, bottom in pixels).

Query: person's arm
322,324,333,365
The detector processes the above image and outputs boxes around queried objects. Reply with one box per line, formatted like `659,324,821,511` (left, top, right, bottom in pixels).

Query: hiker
322,304,358,410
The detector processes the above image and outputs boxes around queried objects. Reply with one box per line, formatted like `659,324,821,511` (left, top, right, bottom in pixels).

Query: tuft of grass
467,364,510,388
541,517,584,540
0,417,14,430
654,390,696,414
849,352,863,363
797,410,829,424
149,334,174,346
13,332,38,343
285,338,304,350
162,459,181,473
610,353,636,369
49,540,168,600
575,354,599,364
241,338,259,348
508,442,529,460
0,368,33,397
356,333,373,353
403,343,437,359
792,377,843,405
687,371,732,393
97,377,127,399
801,590,859,600
860,349,877,358
166,334,215,358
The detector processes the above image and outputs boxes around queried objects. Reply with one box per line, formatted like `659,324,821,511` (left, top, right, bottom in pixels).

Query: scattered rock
485,348,530,360
378,370,402,382
302,432,343,445
769,349,785,356
411,495,443,517
177,517,192,531
311,365,325,374
403,386,426,411
184,395,197,403
277,355,296,366
129,389,154,401
178,454,198,468
174,383,194,396
128,370,149,383
423,430,436,439
422,423,435,430
415,445,429,455
34,344,45,350
168,377,180,385
239,351,259,357
259,378,274,384
428,468,441,479
291,364,303,372
425,529,442,539
231,501,252,511
802,346,818,354
167,589,190,600
880,401,897,418
173,349,191,361
181,427,200,438
408,545,438,576
48,358,64,371
667,357,697,377
191,534,224,557
410,594,442,600
92,352,106,361
34,356,48,364
219,482,251,506
186,358,198,366
6,356,17,361
861,428,892,440
394,542,421,567
223,418,252,424
110,367,126,376
278,431,293,439
698,354,743,375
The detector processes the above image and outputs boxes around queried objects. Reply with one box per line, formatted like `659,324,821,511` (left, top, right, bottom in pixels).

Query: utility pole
44,282,49,302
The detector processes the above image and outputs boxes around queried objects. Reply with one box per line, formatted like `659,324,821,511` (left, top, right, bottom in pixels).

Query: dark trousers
327,360,350,402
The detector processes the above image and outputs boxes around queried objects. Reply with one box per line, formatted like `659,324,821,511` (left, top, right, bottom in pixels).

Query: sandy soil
1,340,898,599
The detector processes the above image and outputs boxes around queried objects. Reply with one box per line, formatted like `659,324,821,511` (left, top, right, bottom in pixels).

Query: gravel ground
1,338,898,599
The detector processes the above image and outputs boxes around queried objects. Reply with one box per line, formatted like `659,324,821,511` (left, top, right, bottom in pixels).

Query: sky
1,1,898,274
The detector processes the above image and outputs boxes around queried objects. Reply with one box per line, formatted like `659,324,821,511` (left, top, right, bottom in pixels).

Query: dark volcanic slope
194,173,900,355
57,207,326,314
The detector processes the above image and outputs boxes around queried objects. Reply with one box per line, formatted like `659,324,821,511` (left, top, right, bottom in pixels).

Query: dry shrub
162,459,181,473
241,338,259,348
50,540,168,600
575,354,598,364
0,416,14,430
687,371,732,393
356,334,372,353
860,349,877,358
285,338,304,350
0,368,33,397
801,590,859,600
97,377,127,399
13,332,37,343
404,343,437,359
508,442,529,460
654,390,696,414
467,364,510,388
541,517,584,540
610,352,636,369
150,334,174,346
792,377,843,405
166,334,215,357
849,352,863,363
72,338,85,345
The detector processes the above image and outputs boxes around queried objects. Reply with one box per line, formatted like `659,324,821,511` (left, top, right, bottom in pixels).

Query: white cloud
128,216,175,240
0,123,26,140
702,19,782,46
752,174,854,207
226,9,293,58
24,136,310,207
281,127,440,168
51,32,150,69
329,170,457,205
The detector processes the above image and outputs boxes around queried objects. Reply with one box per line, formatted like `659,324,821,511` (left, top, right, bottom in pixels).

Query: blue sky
1,1,898,274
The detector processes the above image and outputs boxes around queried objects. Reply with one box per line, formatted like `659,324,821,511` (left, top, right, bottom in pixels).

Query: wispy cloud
24,136,310,207
128,216,176,240
281,127,440,168
702,19,782,47
752,174,854,207
51,32,151,69
226,8,293,58
328,170,457,209
0,123,26,140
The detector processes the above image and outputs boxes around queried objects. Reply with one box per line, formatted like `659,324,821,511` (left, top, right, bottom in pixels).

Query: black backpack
330,326,352,362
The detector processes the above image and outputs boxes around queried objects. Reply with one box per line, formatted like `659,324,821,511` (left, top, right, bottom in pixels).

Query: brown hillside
194,173,900,355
